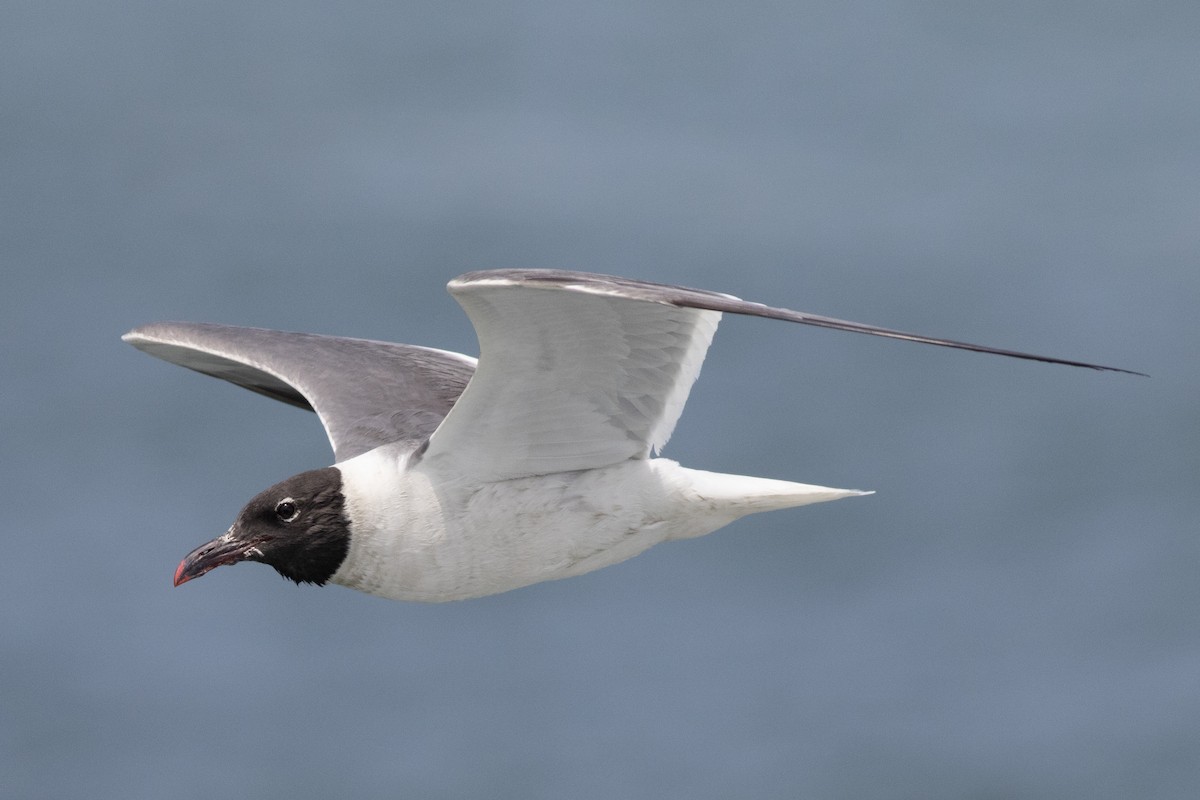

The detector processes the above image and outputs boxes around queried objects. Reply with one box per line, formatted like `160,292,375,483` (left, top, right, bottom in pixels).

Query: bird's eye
275,499,299,522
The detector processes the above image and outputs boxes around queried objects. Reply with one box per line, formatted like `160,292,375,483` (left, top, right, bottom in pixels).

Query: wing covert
420,273,724,483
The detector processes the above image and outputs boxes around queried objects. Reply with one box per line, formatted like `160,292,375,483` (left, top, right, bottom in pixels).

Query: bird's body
334,447,857,601
124,269,1136,602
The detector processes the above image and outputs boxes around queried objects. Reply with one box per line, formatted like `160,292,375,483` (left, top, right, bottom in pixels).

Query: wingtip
1112,366,1150,378
121,323,163,345
121,322,189,349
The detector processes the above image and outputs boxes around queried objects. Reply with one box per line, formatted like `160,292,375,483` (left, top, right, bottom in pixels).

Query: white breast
330,450,702,602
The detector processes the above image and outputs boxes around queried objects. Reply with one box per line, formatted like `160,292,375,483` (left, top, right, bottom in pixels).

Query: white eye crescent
274,498,299,522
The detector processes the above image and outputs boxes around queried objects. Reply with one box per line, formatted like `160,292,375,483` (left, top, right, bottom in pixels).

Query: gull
123,270,1138,601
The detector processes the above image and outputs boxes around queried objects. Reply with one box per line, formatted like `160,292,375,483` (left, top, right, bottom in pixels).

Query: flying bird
123,270,1139,601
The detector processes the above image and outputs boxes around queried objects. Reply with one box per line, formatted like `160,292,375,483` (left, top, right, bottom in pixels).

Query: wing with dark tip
456,270,1145,375
122,323,476,462
420,269,1141,484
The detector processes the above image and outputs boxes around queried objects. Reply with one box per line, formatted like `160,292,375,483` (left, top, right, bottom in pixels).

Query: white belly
331,455,706,602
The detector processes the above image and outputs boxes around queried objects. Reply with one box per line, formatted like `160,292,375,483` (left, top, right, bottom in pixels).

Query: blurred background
3,2,1197,797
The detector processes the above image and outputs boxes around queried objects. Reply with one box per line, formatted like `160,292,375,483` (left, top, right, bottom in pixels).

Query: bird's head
174,467,350,587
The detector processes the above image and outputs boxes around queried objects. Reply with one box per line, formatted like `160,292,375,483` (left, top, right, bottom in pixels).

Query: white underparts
331,448,868,602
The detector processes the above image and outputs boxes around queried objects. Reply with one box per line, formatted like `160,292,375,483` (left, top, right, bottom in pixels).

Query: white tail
665,466,871,540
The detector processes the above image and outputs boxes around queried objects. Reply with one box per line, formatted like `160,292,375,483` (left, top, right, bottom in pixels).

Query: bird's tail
666,466,871,539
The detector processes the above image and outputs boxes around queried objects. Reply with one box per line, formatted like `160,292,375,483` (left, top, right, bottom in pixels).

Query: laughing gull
123,270,1139,601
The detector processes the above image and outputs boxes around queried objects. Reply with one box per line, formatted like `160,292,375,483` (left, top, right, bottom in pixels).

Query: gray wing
122,322,476,462
420,269,1141,484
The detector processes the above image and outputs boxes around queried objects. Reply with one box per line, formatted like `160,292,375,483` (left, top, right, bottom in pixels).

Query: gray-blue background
4,2,1197,797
